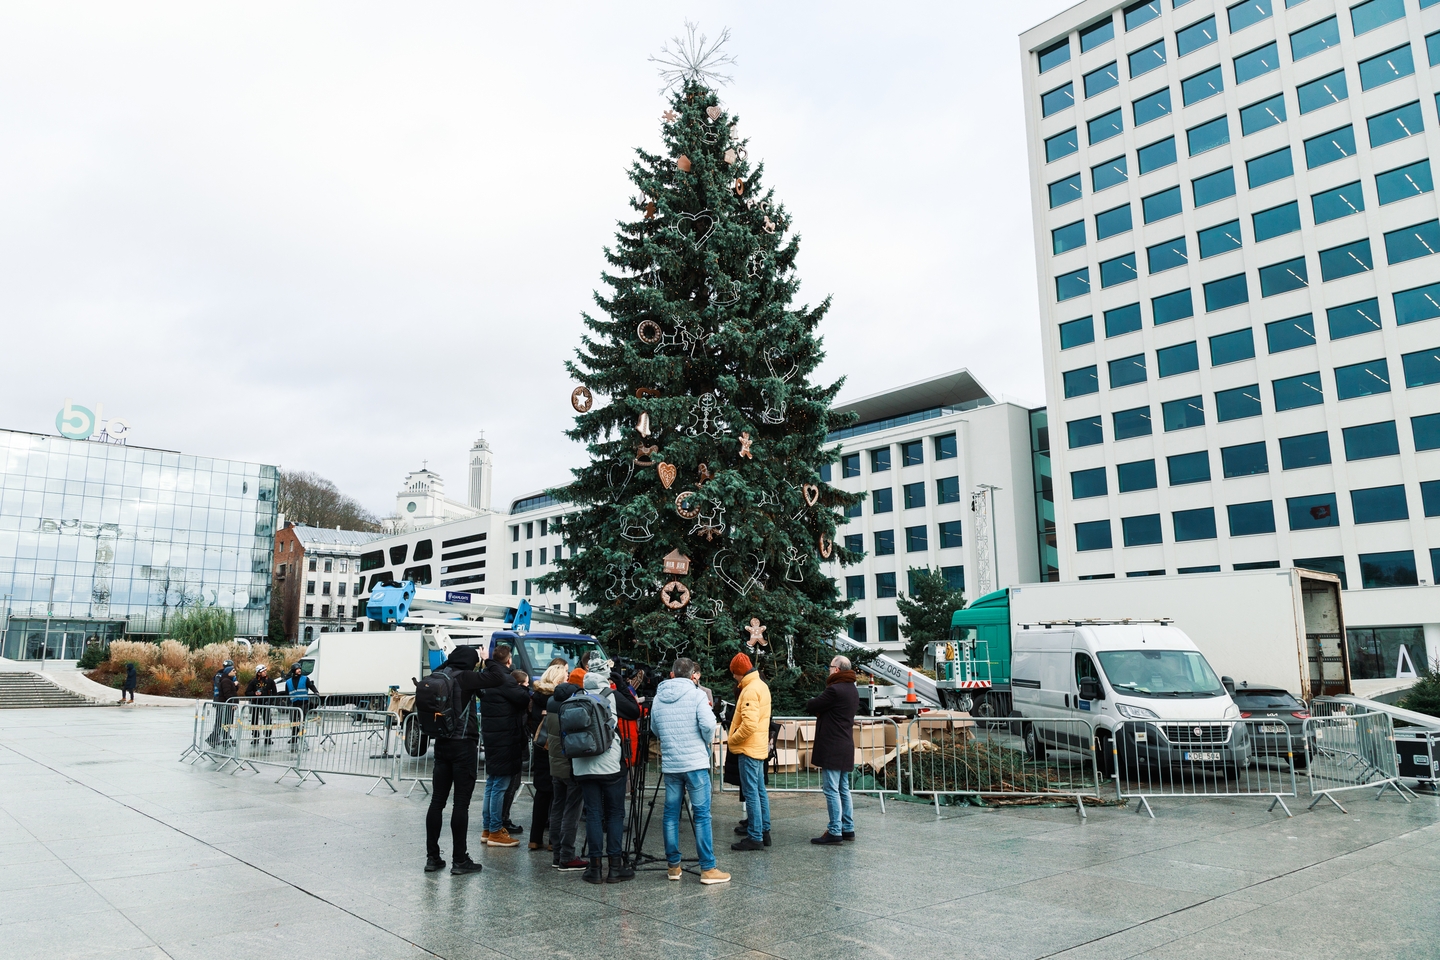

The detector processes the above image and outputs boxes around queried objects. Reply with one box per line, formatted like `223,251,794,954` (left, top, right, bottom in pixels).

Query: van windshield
1097,649,1224,698
518,637,606,672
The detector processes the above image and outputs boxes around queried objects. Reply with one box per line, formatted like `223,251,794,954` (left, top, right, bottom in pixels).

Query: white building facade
1022,0,1440,674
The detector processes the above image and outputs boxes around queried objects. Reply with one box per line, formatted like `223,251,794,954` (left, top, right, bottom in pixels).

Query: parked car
1231,685,1310,769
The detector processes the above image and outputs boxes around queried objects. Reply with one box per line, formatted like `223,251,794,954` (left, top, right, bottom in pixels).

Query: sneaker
424,856,446,873
811,833,843,845
557,857,588,872
668,865,683,881
480,830,492,844
700,868,731,885
528,842,542,851
733,823,750,836
842,831,856,841
450,859,483,875
487,829,520,847
731,837,764,852
503,820,524,834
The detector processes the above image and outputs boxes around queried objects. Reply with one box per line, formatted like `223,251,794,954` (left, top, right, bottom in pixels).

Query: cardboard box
914,710,975,737
773,720,814,773
852,719,892,768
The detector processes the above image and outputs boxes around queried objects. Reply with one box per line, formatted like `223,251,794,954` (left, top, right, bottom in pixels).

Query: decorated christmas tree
542,25,862,708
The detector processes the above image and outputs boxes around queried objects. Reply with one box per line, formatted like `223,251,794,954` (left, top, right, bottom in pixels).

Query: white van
1010,622,1249,776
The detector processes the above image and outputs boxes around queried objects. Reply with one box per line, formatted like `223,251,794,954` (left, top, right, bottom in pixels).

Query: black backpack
558,693,613,758
415,668,468,738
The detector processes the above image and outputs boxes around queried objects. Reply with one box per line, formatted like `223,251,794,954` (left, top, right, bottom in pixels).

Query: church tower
468,435,493,512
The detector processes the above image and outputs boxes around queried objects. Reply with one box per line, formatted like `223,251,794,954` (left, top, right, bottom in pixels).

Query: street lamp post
38,577,54,672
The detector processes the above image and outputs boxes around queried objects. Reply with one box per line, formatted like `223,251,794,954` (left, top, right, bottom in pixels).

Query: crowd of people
422,643,862,884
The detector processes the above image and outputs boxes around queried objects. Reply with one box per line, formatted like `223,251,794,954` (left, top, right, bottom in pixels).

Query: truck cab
486,631,607,681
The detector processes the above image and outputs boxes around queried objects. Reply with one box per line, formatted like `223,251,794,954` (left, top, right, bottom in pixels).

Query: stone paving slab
0,707,1436,960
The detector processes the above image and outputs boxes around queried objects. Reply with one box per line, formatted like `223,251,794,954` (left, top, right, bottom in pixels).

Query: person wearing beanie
570,659,635,884
727,652,772,851
567,667,587,687
424,645,506,876
543,680,587,871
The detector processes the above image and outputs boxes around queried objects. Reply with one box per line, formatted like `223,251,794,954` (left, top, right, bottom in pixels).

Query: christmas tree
542,25,862,708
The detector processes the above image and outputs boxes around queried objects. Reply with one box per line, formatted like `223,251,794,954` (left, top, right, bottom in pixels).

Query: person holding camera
571,659,638,884
650,657,730,885
727,652,772,851
806,655,859,845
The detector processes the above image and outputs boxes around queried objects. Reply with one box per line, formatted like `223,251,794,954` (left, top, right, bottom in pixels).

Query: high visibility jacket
286,675,310,703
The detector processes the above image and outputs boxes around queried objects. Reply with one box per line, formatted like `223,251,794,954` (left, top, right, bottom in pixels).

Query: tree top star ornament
648,21,739,93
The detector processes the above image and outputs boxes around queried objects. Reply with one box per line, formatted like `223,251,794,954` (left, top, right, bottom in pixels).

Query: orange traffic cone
905,672,918,704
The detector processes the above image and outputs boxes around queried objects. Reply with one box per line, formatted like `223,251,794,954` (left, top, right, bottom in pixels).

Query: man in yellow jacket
727,652,771,851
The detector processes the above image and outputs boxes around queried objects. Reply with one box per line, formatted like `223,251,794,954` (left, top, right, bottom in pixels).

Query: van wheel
1024,725,1046,762
404,721,429,757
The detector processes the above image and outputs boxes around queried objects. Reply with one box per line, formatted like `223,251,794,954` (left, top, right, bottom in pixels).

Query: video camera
613,657,661,700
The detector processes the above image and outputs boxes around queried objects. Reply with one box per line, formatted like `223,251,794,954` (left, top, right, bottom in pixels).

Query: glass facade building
0,429,278,659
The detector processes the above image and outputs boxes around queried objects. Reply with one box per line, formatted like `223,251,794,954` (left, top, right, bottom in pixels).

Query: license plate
1184,752,1220,762
1259,724,1286,734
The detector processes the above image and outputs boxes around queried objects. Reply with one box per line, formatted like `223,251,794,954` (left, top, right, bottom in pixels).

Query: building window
1280,432,1332,470
322,558,332,573
1248,147,1295,189
1072,468,1108,499
1352,0,1406,34
524,580,532,596
1216,383,1263,421
1117,459,1158,492
525,522,534,539
1123,514,1163,546
1258,256,1309,297
510,580,518,594
1187,116,1230,156
934,434,957,460
511,553,518,569
1336,358,1392,399
321,582,331,596
539,547,547,565
1152,289,1194,324
1125,0,1161,30
1360,45,1415,91
1204,274,1249,311
842,533,863,556
1100,252,1138,287
1096,204,1133,240
1210,329,1255,366
1266,314,1315,353
1198,220,1243,259
1173,507,1218,541
1327,299,1382,340
1318,239,1372,282
1377,160,1433,207
1290,16,1339,61
1352,485,1409,524
1386,220,1440,266
1093,155,1129,192
1068,416,1104,448
848,617,868,643
872,488,893,513
1295,556,1347,589
1227,501,1276,536
1053,220,1087,254
510,525,519,541
874,530,895,556
877,616,899,644
1130,38,1167,77
1404,348,1440,387
1423,481,1440,517
306,580,315,595
1060,317,1095,348
900,440,924,466
846,502,863,519
1163,396,1205,431
1109,355,1146,388
1235,561,1281,571
1222,441,1268,477
1144,186,1182,223
1288,493,1340,530
1240,93,1286,135
1147,236,1188,273
389,544,408,566
1193,167,1236,207
1311,182,1365,226
842,453,861,478
1176,15,1217,57
902,482,925,509
871,448,892,473
1050,173,1082,208
875,573,897,599
1081,18,1115,52
905,526,928,552
1076,520,1113,551
1039,37,1070,73
1084,62,1119,98
1306,126,1357,169
1113,406,1153,440
304,604,314,618
337,582,346,597
1344,421,1400,462
1134,88,1172,126
1360,551,1418,589
1138,136,1177,174
525,550,533,567
938,521,963,548
554,545,563,561
846,575,865,601
936,477,960,504
338,558,349,573
1229,0,1273,33
1275,372,1326,410
308,558,317,572
1046,127,1079,163
1252,201,1301,243
1182,65,1224,106
941,566,965,592
1157,341,1199,378
1413,413,1440,451
1234,41,1279,83
1105,303,1142,338
1167,451,1211,485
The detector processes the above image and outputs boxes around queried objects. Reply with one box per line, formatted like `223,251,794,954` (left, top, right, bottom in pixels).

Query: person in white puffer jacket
649,657,730,885
569,660,633,884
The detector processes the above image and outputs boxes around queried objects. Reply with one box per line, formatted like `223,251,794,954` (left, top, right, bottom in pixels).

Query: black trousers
529,744,553,844
426,738,479,861
580,773,626,858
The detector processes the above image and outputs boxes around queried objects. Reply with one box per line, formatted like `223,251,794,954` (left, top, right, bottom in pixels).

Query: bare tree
278,470,382,531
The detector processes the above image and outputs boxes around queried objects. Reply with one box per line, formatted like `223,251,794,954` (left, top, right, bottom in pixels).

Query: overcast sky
0,1,1076,517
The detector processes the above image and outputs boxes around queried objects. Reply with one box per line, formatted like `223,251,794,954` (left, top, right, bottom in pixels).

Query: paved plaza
1,706,1437,960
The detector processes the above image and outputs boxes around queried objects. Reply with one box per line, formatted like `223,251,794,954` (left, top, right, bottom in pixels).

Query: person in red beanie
727,652,772,850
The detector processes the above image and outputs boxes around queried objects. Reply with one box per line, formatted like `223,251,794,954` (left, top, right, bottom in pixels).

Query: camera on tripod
613,657,661,700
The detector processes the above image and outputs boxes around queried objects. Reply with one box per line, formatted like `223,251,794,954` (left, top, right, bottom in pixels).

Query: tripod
623,715,701,875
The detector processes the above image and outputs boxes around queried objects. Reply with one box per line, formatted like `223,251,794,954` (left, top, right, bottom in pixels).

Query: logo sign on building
56,399,130,444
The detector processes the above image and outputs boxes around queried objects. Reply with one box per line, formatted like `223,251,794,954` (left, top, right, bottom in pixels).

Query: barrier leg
1309,790,1348,813
1266,795,1293,817
933,791,942,819
1074,794,1087,820
1133,795,1155,819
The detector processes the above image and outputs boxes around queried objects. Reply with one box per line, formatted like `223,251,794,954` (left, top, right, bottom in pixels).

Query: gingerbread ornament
739,432,754,459
657,462,678,489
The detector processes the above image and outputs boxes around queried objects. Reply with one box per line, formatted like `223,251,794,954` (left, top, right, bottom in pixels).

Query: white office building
1022,0,1440,676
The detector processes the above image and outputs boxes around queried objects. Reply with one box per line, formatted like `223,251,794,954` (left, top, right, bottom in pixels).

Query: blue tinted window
842,453,861,478
1210,328,1255,365
1059,316,1095,348
1126,0,1163,30
1082,18,1116,52
1248,147,1294,187
1288,492,1340,529
1147,236,1189,273
1164,395,1206,430
873,448,892,472
1260,256,1310,296
1101,253,1139,287
1343,420,1400,460
1327,298,1382,339
1376,160,1434,205
936,476,959,503
1053,220,1087,253
1168,451,1211,485
903,481,925,509
1305,126,1355,168
1385,220,1440,265
1215,382,1261,420
1234,42,1280,83
1086,62,1121,98
1188,116,1230,156
1158,341,1199,377
873,487,894,513
935,435,957,460
1222,441,1268,477
1109,353,1149,387
1230,0,1273,30
1352,0,1406,35
1352,485,1408,523
1359,550,1418,588
1113,406,1154,439
1199,220,1243,259
1368,102,1424,148
1064,365,1100,397
1117,459,1158,491
1096,204,1134,240
1183,66,1224,105
1123,514,1164,546
1274,371,1324,409
1295,556,1347,588
1228,501,1276,536
1359,46,1414,90
938,521,963,548
1335,358,1392,399
1105,302,1143,337
1056,267,1091,301
1139,136,1178,173
1133,88,1173,126
1253,201,1301,241
1240,93,1287,135
1403,348,1440,387
1174,507,1217,541
1193,167,1237,206
1075,520,1113,551
873,530,895,555
1266,313,1316,352
876,572,897,598
1319,238,1373,280
1395,283,1440,325
1415,413,1440,450
1144,186,1183,222
1043,83,1076,117
1072,467,1108,499
1312,181,1365,224
1152,288,1194,324
1431,30,1440,66
1092,155,1129,192
1069,416,1104,448
1046,127,1079,162
1050,173,1083,208
1039,39,1072,73
846,575,865,600
1291,16,1340,61
1280,431,1331,469
1424,481,1440,517
1297,70,1348,114
1089,108,1124,144
1205,274,1249,311
1177,16,1218,56
1129,39,1168,77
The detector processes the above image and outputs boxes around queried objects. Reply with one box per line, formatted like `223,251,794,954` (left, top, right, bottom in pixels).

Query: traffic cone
905,672,918,704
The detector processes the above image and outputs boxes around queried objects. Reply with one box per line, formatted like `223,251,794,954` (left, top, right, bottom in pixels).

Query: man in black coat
244,664,279,744
479,644,530,848
805,655,859,845
425,645,506,876
207,661,239,747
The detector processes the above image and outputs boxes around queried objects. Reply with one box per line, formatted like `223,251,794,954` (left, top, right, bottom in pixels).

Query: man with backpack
565,659,639,884
479,648,529,848
543,680,587,871
418,645,506,876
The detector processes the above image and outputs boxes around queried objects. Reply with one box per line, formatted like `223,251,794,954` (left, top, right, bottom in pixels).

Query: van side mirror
1078,677,1104,701
1221,676,1236,696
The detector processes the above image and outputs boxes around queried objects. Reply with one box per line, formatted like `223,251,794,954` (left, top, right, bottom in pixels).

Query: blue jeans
820,768,853,837
737,755,770,842
663,769,715,870
482,773,511,832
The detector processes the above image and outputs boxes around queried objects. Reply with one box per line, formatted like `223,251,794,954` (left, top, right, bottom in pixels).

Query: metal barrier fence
1304,710,1416,812
298,707,402,794
716,716,902,811
229,703,308,782
179,701,237,767
1113,719,1298,818
904,716,1102,819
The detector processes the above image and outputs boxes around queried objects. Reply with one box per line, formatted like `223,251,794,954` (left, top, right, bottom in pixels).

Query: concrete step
0,673,104,708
